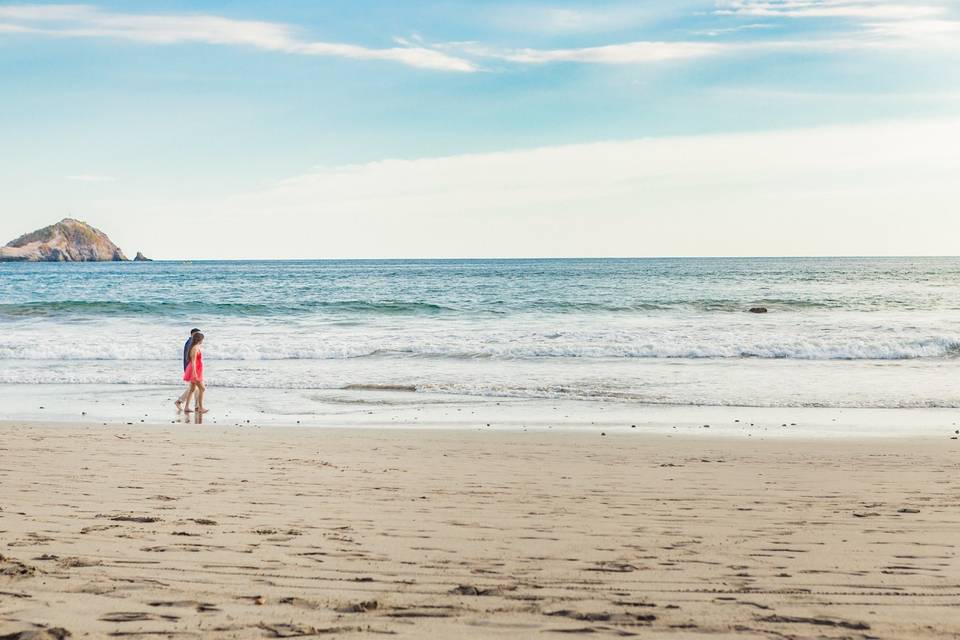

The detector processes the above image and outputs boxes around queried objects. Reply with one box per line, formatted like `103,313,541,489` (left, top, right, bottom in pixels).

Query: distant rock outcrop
133,251,152,262
0,218,128,262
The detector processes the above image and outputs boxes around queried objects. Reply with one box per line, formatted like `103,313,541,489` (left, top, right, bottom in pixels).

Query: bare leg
175,382,193,411
184,382,197,413
195,381,208,414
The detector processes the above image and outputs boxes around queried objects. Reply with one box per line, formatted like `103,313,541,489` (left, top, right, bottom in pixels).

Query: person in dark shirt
175,328,201,412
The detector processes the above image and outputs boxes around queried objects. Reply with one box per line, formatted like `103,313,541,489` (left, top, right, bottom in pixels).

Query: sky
2,0,960,259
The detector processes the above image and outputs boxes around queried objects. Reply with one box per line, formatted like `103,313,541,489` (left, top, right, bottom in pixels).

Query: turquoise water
1,257,959,407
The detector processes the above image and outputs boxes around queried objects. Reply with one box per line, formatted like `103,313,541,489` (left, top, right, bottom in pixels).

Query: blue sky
2,1,960,258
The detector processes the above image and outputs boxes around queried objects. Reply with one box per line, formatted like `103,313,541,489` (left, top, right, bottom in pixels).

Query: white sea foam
0,354,956,409
1,327,958,361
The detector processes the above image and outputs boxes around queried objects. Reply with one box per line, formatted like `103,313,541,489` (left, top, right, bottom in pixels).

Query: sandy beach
1,421,958,639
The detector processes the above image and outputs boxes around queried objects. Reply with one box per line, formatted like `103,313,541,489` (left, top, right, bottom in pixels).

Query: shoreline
1,382,959,440
1,422,958,638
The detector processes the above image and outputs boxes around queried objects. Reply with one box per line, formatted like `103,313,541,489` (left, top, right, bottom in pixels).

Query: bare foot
174,399,183,412
197,408,209,414
185,408,194,413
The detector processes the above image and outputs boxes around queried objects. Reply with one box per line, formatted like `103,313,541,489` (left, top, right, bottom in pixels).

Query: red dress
183,349,203,383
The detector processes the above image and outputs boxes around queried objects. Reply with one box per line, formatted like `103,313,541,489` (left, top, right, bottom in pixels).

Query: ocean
1,257,959,419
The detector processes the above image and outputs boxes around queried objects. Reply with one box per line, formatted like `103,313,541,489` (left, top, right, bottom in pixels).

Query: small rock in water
748,307,768,313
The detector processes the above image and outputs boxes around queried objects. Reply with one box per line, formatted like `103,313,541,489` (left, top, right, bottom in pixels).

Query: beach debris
99,612,178,622
897,508,921,514
545,610,656,623
450,584,502,596
748,307,768,313
0,628,71,640
0,554,37,578
852,512,880,518
386,608,454,618
79,524,119,534
148,600,219,612
258,623,362,637
188,517,217,525
275,596,321,609
57,557,101,569
586,561,638,573
337,599,380,612
107,515,160,523
757,614,869,630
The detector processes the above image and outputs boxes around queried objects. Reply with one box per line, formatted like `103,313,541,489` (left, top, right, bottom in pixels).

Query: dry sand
1,421,958,639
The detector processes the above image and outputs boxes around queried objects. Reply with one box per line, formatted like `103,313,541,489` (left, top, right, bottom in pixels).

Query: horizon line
7,255,960,263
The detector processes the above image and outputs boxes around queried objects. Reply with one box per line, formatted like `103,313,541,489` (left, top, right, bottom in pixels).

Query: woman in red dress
182,332,207,414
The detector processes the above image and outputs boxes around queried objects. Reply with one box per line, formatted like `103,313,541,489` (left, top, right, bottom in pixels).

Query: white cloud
452,40,726,64
709,1,960,52
0,4,477,72
865,17,960,39
444,27,960,68
101,118,960,259
715,0,947,20
485,6,655,34
692,22,777,36
4,2,957,73
66,174,115,182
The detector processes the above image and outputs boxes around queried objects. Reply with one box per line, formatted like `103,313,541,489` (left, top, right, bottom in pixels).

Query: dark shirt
183,337,193,371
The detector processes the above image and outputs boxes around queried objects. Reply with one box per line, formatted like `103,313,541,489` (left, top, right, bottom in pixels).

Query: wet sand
1,421,959,638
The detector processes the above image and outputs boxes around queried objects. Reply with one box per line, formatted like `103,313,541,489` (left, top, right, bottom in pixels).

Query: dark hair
190,328,201,334
192,332,204,345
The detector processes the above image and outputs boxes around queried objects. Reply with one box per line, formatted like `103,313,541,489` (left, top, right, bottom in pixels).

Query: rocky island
0,218,146,262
